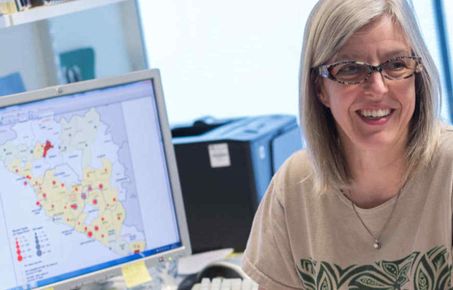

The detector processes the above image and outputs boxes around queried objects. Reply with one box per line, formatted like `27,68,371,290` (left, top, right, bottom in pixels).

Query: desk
80,259,179,290
80,249,240,290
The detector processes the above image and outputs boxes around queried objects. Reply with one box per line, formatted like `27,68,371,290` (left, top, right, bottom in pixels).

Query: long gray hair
299,0,441,192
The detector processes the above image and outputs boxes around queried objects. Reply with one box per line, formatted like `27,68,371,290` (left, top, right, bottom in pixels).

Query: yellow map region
6,148,145,255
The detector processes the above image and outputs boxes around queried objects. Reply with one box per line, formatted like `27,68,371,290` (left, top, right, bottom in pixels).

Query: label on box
208,143,231,168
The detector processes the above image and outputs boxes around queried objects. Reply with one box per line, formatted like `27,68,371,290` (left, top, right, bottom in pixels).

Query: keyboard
191,277,258,290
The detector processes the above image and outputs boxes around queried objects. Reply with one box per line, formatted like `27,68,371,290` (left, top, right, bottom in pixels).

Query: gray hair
299,0,441,192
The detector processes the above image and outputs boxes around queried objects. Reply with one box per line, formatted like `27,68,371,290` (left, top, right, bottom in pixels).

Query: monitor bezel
0,69,191,289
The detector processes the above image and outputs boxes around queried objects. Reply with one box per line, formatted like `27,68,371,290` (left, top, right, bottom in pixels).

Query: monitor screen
0,70,191,290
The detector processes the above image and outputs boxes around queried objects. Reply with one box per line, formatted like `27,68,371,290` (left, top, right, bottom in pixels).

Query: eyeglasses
314,56,423,85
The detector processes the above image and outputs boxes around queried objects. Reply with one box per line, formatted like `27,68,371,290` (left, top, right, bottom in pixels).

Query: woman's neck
343,142,408,209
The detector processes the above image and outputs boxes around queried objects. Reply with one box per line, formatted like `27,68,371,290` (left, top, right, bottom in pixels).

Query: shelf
0,0,125,28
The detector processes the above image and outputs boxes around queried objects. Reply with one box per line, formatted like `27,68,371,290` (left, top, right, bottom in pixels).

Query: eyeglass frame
313,56,423,85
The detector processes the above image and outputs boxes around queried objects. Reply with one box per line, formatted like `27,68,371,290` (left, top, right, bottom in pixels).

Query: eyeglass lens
329,57,419,83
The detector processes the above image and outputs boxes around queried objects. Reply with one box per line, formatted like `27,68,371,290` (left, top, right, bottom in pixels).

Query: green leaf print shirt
242,128,453,290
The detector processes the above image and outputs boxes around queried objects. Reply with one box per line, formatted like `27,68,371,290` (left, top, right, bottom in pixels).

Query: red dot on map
81,193,87,200
15,169,19,173
88,231,93,238
18,256,23,262
26,175,31,180
94,225,99,231
24,181,27,186
84,226,87,231
99,184,103,189
36,201,40,206
101,234,105,238
92,199,97,205
43,193,47,198
16,249,21,255
52,180,56,185
61,183,64,188
88,186,92,191
71,204,78,210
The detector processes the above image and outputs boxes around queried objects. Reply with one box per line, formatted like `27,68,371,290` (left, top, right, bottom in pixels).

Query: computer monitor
0,69,191,289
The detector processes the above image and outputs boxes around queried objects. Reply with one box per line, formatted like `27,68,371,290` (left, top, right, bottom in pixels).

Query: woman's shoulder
428,125,453,170
437,125,453,156
272,149,314,194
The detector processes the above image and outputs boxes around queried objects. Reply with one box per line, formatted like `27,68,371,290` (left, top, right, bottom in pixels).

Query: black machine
172,114,303,253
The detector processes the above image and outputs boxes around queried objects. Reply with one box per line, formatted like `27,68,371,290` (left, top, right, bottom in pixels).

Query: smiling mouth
358,109,393,120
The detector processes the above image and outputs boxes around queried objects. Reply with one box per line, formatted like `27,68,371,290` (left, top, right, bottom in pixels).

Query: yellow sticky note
121,260,152,288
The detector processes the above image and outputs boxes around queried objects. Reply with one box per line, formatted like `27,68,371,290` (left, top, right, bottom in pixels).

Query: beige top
242,128,453,290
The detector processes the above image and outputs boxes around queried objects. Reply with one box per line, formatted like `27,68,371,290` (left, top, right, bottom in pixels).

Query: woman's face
318,16,416,152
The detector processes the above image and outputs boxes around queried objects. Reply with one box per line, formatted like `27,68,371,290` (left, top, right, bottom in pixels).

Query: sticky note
121,260,152,288
42,288,54,290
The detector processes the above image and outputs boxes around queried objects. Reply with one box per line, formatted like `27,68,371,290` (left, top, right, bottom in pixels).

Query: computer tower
172,115,303,253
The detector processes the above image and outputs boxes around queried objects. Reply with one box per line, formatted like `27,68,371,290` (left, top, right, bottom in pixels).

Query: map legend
12,227,51,265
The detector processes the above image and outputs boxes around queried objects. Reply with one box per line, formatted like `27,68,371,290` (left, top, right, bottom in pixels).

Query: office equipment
179,253,255,290
0,69,190,289
191,278,258,290
179,257,248,290
172,115,303,253
195,260,247,280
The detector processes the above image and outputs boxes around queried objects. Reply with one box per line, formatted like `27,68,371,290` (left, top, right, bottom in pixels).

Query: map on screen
0,78,182,289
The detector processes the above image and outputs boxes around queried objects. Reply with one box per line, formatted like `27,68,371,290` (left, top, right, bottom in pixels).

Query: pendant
373,240,381,249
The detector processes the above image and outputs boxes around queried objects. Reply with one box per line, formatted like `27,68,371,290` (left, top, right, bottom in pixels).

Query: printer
172,114,303,253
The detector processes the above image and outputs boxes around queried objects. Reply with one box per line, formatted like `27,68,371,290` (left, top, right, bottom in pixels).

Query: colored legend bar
16,239,23,262
35,232,43,257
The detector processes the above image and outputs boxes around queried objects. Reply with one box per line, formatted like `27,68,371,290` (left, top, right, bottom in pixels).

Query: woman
242,0,452,289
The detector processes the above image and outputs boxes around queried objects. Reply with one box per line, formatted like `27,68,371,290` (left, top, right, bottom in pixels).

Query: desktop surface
0,70,190,289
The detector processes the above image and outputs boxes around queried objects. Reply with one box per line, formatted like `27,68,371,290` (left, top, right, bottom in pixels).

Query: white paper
177,248,234,275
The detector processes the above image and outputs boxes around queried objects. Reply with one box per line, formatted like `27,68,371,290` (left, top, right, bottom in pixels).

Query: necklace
342,184,405,250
